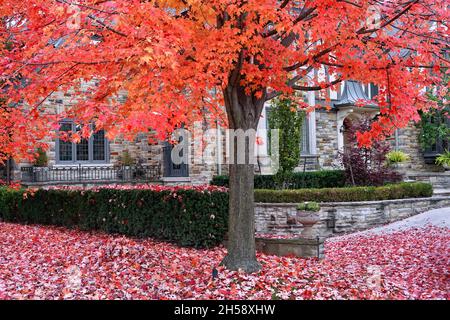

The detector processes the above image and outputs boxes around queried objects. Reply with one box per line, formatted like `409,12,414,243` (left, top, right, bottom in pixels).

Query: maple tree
0,0,448,272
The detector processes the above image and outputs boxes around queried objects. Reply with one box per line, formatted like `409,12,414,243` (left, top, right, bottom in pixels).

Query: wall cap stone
256,196,449,208
255,237,324,245
162,177,192,183
405,172,450,177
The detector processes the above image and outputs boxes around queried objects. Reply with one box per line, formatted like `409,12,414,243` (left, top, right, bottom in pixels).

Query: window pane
75,125,89,161
59,123,73,161
93,130,106,161
370,84,379,98
76,139,89,161
301,117,310,154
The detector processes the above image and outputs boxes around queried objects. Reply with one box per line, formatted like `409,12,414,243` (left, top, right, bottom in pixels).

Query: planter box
255,237,324,259
390,162,409,172
296,210,320,238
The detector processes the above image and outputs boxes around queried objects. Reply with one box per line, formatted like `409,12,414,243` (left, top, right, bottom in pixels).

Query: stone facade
394,123,438,172
312,109,435,172
13,86,227,185
255,196,450,238
315,110,340,169
10,81,439,185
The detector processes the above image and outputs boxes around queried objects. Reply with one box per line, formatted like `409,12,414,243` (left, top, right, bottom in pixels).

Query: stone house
2,79,447,186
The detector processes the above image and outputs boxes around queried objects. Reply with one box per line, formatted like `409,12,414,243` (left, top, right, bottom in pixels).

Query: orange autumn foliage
0,0,448,163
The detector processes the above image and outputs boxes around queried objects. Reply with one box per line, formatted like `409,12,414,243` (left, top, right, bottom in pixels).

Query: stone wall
315,110,340,169
394,123,439,172
404,171,450,190
255,196,450,238
313,110,439,172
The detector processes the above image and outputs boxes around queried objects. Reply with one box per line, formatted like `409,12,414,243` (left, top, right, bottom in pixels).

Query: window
56,121,109,164
364,83,379,99
300,117,310,154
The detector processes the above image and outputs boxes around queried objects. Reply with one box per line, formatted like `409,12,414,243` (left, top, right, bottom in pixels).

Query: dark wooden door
162,137,189,177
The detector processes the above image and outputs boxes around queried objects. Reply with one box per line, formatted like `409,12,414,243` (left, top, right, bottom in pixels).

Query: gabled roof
334,80,377,108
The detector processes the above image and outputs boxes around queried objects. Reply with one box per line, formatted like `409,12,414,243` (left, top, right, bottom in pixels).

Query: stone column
307,91,317,155
337,108,354,151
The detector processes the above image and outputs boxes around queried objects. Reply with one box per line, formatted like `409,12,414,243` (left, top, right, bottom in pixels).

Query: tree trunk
221,162,261,272
220,83,265,273
6,158,11,185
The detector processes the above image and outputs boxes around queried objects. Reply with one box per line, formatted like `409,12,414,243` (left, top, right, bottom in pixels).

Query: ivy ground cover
0,222,448,300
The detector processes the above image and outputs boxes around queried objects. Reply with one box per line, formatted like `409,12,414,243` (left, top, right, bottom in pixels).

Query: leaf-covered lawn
0,222,448,300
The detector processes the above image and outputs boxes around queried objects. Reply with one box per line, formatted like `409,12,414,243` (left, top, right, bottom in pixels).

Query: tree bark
220,83,264,273
221,162,261,272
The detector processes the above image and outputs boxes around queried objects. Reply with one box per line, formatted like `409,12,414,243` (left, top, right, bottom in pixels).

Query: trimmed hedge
211,170,346,189
0,182,433,248
254,182,433,203
0,186,228,248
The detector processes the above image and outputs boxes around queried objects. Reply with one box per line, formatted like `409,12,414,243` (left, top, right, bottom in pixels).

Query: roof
334,80,377,108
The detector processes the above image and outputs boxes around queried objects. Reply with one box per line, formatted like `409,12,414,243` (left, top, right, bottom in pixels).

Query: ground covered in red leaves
0,222,448,300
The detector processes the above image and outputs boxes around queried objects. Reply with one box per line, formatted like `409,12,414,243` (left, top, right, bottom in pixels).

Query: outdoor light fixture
326,216,336,229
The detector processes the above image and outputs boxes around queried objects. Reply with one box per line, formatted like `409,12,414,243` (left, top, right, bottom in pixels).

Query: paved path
337,207,450,238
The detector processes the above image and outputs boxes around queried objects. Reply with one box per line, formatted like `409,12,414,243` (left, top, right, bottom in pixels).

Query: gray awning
334,80,377,108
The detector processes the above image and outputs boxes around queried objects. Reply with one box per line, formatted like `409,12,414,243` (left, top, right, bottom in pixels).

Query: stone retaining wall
255,196,450,238
404,172,450,189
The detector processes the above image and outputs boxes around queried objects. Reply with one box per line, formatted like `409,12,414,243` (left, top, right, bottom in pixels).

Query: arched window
56,121,109,164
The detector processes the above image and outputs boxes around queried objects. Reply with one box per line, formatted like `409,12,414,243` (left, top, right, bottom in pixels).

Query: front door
163,137,189,177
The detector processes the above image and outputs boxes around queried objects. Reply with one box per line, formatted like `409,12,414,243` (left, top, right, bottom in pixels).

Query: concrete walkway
337,207,450,238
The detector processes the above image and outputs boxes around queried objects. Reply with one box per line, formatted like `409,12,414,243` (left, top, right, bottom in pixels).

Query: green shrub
296,201,320,211
267,98,305,180
436,150,450,167
34,147,48,167
211,170,346,189
0,186,228,248
386,151,410,164
254,182,433,203
0,182,433,248
118,150,135,166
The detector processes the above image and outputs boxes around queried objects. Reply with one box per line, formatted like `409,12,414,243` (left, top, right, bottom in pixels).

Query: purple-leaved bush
340,117,401,186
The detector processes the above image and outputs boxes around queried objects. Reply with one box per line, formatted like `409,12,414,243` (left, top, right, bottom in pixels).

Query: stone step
403,171,450,189
433,189,450,197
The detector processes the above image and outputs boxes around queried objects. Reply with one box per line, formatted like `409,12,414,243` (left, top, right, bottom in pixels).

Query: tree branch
87,14,127,37
292,77,343,91
280,0,290,9
284,45,337,71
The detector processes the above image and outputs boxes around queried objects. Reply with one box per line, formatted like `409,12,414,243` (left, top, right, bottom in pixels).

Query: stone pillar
307,91,317,155
336,108,354,151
